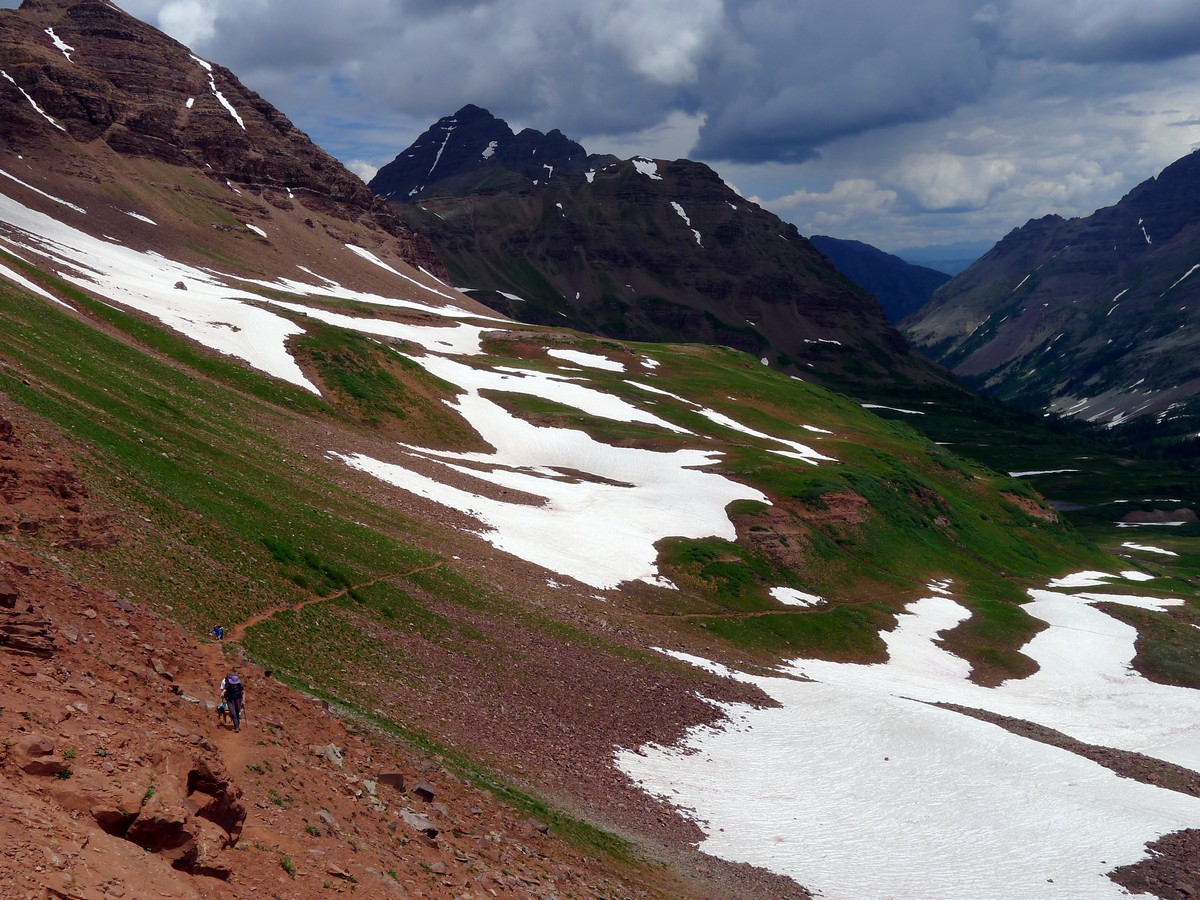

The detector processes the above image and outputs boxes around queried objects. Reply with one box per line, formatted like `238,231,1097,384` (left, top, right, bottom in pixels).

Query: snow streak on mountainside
905,149,1200,430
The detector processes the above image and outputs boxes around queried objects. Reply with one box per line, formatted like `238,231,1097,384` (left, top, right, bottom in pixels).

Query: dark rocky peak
369,105,617,201
0,0,374,212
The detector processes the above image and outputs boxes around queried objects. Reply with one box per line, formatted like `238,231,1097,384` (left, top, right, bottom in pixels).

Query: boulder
12,735,66,776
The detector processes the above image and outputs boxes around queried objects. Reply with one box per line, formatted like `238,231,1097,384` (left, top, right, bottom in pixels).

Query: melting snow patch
1121,542,1178,557
481,140,498,159
770,587,823,607
546,348,625,372
342,244,469,307
1008,468,1078,477
691,405,836,465
45,28,74,62
0,190,317,392
0,256,71,308
186,97,194,109
0,168,84,213
862,403,924,415
123,211,157,225
1165,264,1200,294
331,387,763,590
618,580,1200,900
192,55,245,130
670,202,702,246
632,157,662,180
244,223,267,238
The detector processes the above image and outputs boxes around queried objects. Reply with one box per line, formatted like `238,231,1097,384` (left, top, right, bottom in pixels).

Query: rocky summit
372,106,953,396
905,148,1200,431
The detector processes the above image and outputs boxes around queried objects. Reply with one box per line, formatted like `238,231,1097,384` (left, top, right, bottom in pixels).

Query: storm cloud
8,0,1200,251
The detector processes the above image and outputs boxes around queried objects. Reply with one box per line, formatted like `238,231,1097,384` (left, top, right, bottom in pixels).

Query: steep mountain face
372,107,951,394
371,103,620,200
809,234,951,323
905,150,1200,428
0,0,441,272
2,3,1197,899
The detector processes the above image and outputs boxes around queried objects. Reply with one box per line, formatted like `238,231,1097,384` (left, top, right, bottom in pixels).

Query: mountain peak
369,107,616,200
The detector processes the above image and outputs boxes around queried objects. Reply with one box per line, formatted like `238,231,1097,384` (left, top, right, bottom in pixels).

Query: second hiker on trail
221,673,245,733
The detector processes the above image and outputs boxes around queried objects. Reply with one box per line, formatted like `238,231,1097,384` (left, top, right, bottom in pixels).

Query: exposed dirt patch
1001,491,1060,523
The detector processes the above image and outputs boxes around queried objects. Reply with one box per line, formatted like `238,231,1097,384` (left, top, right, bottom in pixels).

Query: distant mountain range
808,235,951,323
905,150,1200,429
369,106,952,395
896,240,994,276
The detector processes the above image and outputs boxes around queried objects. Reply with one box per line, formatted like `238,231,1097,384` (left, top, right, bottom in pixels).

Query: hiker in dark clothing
221,673,245,732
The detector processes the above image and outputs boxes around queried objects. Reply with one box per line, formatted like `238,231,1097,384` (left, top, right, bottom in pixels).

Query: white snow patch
0,255,71,308
428,125,455,177
45,28,74,62
770,587,823,607
481,140,498,159
186,97,195,109
690,405,836,466
342,244,473,307
546,348,625,372
191,56,245,130
332,380,762,590
618,578,1200,899
123,211,157,225
1008,468,1079,477
244,223,267,238
1165,264,1200,294
632,157,662,180
670,201,702,246
0,169,84,213
1121,542,1178,557
0,190,316,392
861,403,924,415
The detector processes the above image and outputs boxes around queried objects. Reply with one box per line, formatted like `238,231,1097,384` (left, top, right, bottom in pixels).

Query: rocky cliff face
372,107,952,393
0,0,441,273
905,150,1200,428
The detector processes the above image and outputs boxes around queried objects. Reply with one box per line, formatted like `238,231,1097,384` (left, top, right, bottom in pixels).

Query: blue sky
10,0,1200,253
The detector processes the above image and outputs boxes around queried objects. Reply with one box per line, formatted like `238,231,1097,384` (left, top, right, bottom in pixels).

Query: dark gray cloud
691,1,995,163
12,0,1200,250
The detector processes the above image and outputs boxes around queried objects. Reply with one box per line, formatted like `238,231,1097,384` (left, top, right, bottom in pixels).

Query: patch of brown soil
1001,491,1059,523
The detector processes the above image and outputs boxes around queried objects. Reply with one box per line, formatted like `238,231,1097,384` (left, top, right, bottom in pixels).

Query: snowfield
618,574,1200,899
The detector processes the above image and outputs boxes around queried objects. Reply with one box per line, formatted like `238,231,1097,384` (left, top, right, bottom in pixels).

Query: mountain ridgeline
905,150,1200,433
370,106,953,395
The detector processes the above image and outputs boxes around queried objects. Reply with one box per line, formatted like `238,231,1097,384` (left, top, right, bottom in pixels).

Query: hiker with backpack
220,673,245,732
